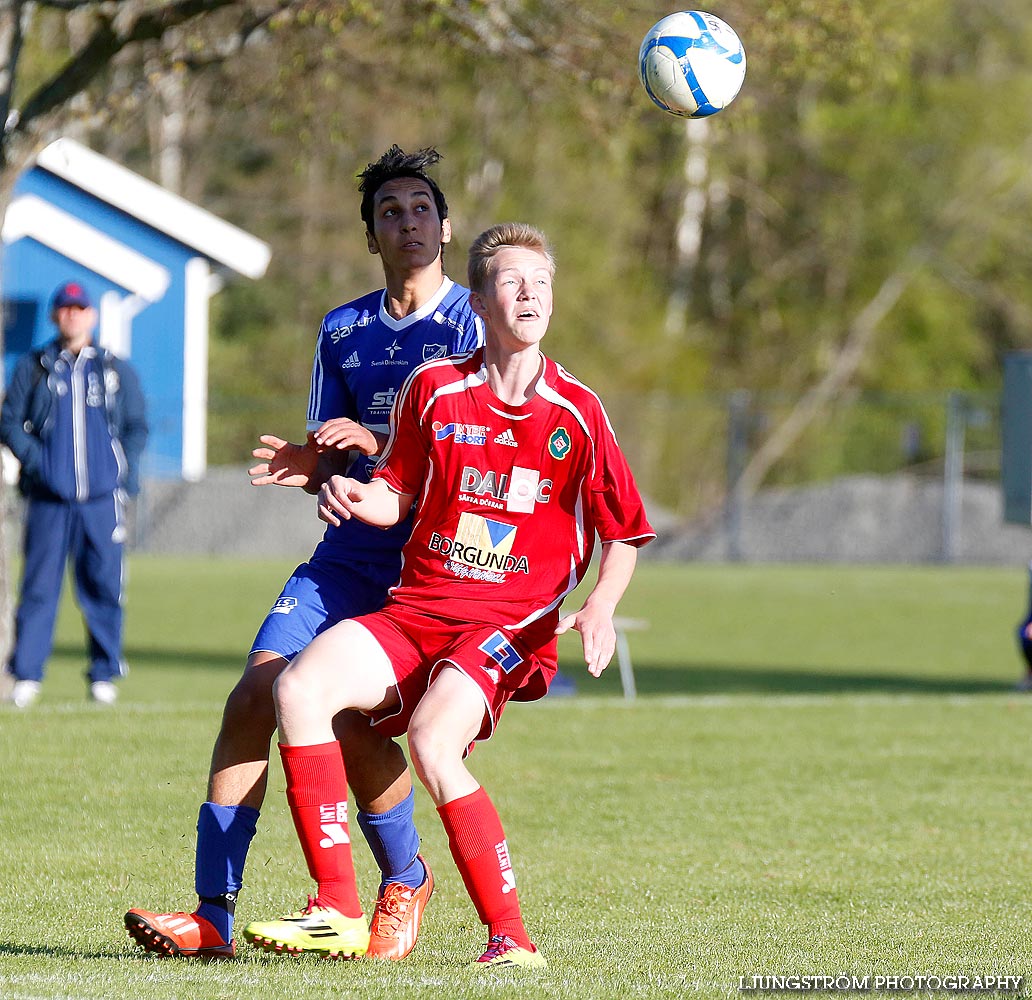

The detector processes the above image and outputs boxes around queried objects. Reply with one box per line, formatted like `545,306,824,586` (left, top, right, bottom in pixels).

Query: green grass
1,557,1030,999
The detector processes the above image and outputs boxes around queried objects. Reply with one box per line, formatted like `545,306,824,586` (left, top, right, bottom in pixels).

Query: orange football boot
366,855,435,960
124,908,235,960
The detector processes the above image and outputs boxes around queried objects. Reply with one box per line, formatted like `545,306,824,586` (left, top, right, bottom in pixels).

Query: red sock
438,787,531,949
279,742,363,918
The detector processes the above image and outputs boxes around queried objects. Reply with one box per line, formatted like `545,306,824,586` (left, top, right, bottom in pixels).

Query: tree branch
5,0,260,147
176,1,294,71
0,0,28,132
735,246,932,499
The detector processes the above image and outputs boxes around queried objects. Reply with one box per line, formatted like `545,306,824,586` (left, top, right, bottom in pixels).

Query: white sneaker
11,679,41,708
90,681,118,704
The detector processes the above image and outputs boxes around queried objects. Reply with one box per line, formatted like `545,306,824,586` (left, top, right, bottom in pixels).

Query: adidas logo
341,351,360,369
494,428,517,447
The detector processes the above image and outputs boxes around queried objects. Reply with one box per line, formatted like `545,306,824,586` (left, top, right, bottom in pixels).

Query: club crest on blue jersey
478,630,524,674
423,344,447,362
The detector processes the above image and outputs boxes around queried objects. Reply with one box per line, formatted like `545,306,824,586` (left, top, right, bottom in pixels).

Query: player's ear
366,229,380,256
469,289,487,318
440,218,452,245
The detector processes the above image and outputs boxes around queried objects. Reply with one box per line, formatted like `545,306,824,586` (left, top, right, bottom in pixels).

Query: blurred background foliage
7,0,1032,516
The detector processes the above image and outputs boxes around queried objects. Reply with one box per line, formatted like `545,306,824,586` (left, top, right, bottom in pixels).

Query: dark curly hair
358,145,449,231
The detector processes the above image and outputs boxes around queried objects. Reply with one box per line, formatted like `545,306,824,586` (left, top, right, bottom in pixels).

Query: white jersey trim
307,328,326,427
377,277,454,332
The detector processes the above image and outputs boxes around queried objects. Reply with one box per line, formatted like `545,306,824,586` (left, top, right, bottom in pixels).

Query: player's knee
407,719,456,787
222,660,282,732
271,663,318,719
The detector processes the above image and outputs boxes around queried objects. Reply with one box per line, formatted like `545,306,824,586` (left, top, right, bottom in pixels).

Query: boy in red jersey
242,223,655,967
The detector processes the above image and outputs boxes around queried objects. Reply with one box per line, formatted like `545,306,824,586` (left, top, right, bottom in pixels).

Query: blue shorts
250,557,400,662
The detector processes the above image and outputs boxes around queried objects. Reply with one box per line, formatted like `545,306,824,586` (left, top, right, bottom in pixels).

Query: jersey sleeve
372,368,430,496
306,322,357,431
588,407,656,547
456,313,485,353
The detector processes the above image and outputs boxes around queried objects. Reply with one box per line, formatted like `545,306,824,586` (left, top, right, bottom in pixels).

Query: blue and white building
2,137,270,480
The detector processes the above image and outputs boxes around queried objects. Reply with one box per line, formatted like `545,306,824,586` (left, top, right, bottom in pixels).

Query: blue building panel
1,138,269,481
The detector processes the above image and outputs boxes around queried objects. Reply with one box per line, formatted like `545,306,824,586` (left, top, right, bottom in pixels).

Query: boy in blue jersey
125,146,483,961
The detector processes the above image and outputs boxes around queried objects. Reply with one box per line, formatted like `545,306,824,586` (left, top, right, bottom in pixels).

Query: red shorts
352,604,557,746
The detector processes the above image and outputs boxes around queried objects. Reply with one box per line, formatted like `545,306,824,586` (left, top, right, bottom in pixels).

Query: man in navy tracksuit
0,281,148,707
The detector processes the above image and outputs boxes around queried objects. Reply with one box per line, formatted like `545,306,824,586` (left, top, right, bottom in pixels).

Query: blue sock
194,802,259,941
357,788,425,891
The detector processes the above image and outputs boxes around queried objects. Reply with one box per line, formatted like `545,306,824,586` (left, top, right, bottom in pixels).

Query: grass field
1,557,1030,999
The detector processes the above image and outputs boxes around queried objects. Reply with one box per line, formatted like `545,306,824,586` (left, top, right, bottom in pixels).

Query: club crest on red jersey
548,427,572,460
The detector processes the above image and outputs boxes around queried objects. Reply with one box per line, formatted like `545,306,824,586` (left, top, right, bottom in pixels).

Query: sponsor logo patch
318,801,350,848
479,630,524,674
495,839,517,894
270,597,298,615
428,512,530,580
506,466,540,513
328,315,374,343
433,421,488,445
371,338,409,367
459,466,552,508
370,388,396,409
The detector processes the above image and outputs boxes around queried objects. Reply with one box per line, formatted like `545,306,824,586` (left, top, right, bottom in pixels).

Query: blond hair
467,222,556,293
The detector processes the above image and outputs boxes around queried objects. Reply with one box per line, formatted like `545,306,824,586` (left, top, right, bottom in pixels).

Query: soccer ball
638,11,746,118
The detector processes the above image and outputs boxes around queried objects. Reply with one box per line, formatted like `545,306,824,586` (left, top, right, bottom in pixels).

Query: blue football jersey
306,276,483,565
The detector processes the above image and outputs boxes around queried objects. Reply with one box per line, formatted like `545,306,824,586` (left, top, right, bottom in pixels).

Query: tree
0,0,299,660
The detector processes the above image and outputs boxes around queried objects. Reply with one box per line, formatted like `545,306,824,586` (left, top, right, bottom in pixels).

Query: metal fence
606,389,1023,565
194,387,1024,564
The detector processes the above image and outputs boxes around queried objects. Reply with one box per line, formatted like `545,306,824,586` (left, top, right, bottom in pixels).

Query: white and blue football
639,11,746,118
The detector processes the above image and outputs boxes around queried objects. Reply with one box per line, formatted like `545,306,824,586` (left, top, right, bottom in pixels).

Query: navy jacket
0,339,148,498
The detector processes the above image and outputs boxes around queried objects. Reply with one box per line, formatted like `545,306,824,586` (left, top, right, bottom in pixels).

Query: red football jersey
372,348,655,642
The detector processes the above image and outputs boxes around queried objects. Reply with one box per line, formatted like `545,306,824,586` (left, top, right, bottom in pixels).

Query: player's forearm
583,541,638,614
347,478,412,527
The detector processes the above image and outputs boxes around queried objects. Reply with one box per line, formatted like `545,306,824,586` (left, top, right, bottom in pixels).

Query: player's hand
313,418,380,457
249,434,319,488
318,475,365,526
554,604,617,678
